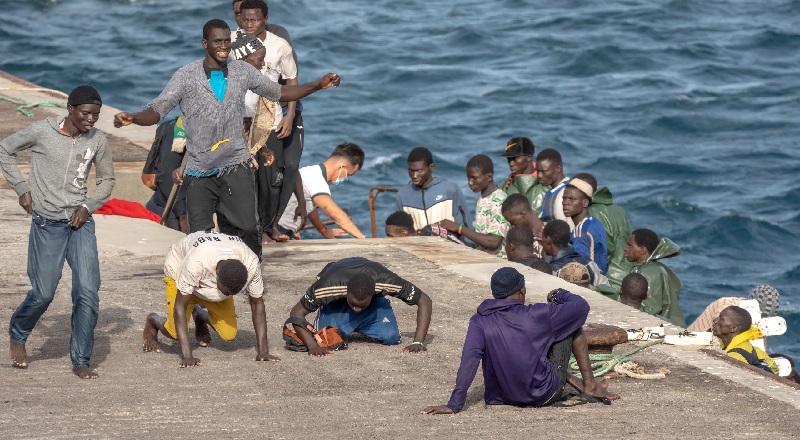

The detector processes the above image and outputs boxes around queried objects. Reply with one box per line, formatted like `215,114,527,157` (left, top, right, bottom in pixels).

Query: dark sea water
1,0,798,359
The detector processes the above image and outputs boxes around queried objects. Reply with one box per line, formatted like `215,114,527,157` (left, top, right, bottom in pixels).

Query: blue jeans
315,296,401,345
8,212,101,369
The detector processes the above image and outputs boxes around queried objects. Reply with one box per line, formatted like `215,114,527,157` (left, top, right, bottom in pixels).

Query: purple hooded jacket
446,289,589,412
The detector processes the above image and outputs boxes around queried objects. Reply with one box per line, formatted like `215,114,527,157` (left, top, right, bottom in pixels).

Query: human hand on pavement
323,228,348,239
307,345,333,357
401,342,427,353
421,406,454,415
179,356,202,368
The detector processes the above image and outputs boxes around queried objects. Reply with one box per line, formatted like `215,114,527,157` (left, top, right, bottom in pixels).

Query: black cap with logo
498,136,534,158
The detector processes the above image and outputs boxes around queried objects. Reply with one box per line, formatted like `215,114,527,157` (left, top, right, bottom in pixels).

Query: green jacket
503,174,549,216
589,283,619,301
632,238,686,327
589,187,633,290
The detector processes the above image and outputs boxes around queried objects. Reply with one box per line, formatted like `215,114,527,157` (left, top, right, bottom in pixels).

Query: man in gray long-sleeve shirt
114,18,341,257
0,85,114,379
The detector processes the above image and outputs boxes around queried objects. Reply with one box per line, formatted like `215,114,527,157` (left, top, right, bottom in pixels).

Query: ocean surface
1,0,798,359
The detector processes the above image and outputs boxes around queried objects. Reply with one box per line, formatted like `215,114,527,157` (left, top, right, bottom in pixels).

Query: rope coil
569,340,664,378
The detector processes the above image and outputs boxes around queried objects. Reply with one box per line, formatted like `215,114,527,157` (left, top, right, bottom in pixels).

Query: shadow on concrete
28,306,133,367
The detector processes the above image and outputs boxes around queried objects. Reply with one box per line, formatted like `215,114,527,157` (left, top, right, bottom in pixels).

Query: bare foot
583,379,620,401
194,319,211,347
261,232,275,245
272,232,290,243
10,339,28,369
73,365,98,379
142,314,162,353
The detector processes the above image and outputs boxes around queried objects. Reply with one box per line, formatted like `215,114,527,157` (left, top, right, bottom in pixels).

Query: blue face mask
332,167,349,186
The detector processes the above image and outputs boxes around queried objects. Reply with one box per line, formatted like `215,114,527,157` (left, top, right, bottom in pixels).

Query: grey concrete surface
1,70,798,439
1,192,799,439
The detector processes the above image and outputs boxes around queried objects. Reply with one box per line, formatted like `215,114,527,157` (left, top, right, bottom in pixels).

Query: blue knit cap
491,267,526,299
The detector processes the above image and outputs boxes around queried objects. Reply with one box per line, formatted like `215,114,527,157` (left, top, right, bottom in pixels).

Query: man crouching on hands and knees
142,231,280,367
288,257,433,356
423,267,618,414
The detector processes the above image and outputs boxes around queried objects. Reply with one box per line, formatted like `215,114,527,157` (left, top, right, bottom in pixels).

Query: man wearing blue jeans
0,85,115,379
287,257,433,356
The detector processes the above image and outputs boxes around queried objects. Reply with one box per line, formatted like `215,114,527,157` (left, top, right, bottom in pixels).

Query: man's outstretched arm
422,319,484,415
250,296,281,362
277,73,340,102
402,291,432,353
438,219,503,250
173,292,202,368
289,301,332,357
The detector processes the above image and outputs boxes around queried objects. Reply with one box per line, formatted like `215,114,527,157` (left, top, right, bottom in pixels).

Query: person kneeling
423,267,618,414
142,231,280,367
287,257,433,356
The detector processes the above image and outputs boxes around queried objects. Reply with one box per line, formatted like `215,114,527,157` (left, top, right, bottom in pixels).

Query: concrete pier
1,72,798,439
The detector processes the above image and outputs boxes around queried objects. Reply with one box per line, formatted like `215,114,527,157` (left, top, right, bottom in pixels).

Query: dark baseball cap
499,137,534,158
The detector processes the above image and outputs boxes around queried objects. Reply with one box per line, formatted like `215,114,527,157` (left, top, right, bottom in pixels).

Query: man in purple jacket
422,267,619,414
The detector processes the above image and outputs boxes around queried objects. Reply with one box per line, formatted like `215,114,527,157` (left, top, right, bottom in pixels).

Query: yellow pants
162,277,238,341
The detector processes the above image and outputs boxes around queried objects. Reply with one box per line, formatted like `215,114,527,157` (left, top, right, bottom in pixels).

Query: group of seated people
379,137,685,327
378,138,794,379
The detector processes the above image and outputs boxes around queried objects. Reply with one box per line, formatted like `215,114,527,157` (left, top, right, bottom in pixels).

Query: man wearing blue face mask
276,142,367,239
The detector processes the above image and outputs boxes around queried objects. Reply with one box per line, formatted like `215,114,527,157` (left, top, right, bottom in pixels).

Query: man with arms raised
1,86,113,378
142,231,280,367
287,257,433,356
114,19,340,257
423,268,618,414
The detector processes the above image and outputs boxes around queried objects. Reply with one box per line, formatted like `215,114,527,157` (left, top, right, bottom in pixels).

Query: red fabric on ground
95,198,161,223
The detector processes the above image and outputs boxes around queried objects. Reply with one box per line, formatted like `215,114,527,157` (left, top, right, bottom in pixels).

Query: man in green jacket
624,229,686,327
499,137,548,216
573,173,633,290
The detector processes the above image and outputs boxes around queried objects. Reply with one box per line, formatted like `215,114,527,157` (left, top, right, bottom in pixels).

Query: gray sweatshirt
0,116,115,220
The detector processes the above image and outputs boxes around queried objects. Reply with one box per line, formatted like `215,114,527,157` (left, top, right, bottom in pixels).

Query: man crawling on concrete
142,231,280,367
423,267,618,414
287,257,433,356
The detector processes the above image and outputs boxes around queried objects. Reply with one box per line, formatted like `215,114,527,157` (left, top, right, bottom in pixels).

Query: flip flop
577,392,612,405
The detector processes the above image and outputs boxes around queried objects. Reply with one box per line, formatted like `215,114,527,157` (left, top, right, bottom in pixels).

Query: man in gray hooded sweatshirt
0,85,115,379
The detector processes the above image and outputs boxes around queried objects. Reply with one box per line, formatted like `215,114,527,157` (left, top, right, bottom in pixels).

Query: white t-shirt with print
164,231,264,302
